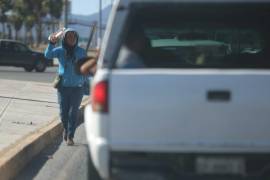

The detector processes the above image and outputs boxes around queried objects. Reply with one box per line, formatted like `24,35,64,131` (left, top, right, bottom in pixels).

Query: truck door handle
207,90,231,102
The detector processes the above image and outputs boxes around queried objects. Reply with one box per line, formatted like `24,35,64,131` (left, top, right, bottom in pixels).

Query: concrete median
0,117,62,180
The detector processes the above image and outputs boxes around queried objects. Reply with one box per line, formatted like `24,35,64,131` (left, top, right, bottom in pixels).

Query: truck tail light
91,81,108,113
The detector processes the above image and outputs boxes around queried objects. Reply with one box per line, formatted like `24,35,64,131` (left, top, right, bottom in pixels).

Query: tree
24,15,35,45
2,0,63,45
0,0,12,38
14,0,36,44
11,0,27,40
48,0,63,32
18,0,50,46
9,13,23,40
33,0,50,46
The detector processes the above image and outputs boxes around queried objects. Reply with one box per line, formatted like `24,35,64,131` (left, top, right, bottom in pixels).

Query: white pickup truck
84,0,270,179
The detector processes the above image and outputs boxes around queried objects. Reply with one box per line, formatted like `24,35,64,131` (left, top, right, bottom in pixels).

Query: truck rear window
115,3,270,69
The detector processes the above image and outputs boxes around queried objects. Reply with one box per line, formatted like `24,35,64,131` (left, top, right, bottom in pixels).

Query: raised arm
44,43,59,59
44,31,63,59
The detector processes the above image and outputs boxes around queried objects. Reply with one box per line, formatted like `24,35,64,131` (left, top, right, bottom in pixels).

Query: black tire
35,60,47,72
24,65,34,72
88,151,102,180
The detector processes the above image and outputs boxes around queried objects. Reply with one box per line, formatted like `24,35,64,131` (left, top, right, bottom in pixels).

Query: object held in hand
48,28,66,42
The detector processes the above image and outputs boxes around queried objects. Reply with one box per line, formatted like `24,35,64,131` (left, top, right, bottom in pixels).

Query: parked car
84,0,270,179
0,39,53,72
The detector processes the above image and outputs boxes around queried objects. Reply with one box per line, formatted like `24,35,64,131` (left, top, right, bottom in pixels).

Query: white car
85,0,270,179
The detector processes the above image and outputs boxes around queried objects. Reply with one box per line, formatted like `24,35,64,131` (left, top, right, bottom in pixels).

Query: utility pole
99,0,102,46
64,0,68,28
86,22,97,52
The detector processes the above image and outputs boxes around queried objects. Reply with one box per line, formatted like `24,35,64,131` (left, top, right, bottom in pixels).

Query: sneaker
63,130,67,141
67,138,74,146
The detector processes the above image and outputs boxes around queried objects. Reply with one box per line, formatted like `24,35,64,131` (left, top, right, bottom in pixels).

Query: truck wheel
35,60,46,72
88,152,102,180
24,65,34,72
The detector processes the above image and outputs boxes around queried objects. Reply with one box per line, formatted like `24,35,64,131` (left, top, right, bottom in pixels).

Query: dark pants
57,86,83,139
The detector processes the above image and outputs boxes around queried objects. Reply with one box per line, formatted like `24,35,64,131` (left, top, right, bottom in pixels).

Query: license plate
196,156,245,175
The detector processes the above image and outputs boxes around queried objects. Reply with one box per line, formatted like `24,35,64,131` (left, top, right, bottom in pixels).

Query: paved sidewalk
0,80,58,153
0,79,89,180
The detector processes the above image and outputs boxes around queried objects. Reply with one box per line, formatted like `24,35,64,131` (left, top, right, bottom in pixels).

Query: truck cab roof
116,0,270,6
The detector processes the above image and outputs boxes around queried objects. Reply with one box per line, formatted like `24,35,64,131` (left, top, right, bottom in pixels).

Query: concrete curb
0,98,89,180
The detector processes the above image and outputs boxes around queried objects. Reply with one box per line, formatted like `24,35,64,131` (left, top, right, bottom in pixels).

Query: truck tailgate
109,69,270,153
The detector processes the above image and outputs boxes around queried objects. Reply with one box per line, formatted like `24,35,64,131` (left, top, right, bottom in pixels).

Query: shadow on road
13,135,63,180
13,108,87,180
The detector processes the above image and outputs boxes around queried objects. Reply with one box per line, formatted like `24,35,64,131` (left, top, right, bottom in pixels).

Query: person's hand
94,48,100,59
48,28,65,44
80,57,97,76
48,33,59,44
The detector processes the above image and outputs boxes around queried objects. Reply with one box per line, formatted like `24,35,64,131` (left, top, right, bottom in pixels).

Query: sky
72,0,112,15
